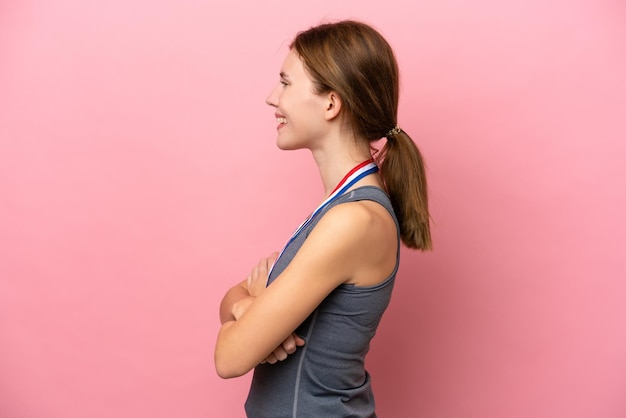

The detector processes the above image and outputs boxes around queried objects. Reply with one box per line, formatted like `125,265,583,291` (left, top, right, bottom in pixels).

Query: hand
260,333,305,364
246,252,279,297
231,295,254,321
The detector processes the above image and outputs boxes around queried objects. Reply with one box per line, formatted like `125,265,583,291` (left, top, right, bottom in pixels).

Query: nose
265,84,280,107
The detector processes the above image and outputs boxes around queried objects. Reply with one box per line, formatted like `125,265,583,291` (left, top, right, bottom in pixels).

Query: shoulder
295,198,396,280
315,200,376,237
305,198,393,253
315,194,395,239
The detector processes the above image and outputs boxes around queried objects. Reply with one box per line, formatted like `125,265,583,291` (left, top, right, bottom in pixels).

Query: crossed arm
214,202,382,379
218,252,305,366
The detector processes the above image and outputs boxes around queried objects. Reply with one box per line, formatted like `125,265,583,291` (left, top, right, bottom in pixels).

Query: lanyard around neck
267,159,379,279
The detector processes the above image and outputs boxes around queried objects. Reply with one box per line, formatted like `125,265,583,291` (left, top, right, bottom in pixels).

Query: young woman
215,20,431,417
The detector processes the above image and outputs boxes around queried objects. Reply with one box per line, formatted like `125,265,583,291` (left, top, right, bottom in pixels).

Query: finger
294,334,306,347
265,353,278,364
273,347,289,361
258,259,268,276
249,266,262,290
281,335,296,354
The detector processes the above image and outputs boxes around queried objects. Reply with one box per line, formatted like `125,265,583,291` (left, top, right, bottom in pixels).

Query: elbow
214,321,255,378
215,366,243,380
214,354,249,379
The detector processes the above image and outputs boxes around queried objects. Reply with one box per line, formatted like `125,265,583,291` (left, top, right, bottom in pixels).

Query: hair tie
386,125,402,137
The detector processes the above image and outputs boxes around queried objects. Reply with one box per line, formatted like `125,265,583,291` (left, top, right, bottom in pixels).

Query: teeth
276,117,287,124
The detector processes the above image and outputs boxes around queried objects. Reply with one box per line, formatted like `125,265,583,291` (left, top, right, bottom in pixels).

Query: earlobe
324,92,342,121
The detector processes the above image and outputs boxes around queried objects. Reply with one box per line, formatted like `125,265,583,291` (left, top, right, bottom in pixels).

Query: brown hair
291,20,432,250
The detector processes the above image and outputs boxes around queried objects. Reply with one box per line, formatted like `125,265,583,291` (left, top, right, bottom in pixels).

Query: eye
280,80,288,87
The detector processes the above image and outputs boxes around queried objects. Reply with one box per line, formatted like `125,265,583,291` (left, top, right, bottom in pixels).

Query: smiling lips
275,114,287,130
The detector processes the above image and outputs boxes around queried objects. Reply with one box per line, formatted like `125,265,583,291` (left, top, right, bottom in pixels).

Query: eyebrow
280,72,290,80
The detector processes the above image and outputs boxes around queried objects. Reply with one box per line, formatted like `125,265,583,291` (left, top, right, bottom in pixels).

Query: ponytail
377,129,432,250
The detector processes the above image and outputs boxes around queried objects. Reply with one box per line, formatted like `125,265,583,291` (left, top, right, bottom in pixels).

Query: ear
323,91,342,121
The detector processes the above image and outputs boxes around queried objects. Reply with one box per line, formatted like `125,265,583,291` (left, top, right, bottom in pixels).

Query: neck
311,138,374,196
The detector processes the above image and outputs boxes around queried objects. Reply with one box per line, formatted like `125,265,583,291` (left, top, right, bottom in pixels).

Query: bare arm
214,202,388,378
220,250,279,324
218,252,304,367
219,279,250,324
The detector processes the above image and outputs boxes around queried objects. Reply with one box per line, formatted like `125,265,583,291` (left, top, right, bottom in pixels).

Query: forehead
281,50,306,78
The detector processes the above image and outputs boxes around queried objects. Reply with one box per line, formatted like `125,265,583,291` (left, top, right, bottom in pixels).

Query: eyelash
280,80,288,87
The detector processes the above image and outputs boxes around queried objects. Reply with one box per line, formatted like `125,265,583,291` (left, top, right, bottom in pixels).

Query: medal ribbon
267,159,379,280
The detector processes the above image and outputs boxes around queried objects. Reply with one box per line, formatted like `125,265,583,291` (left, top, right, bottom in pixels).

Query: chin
276,138,302,151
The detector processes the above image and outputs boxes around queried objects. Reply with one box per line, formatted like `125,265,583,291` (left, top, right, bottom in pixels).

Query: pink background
1,0,625,417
